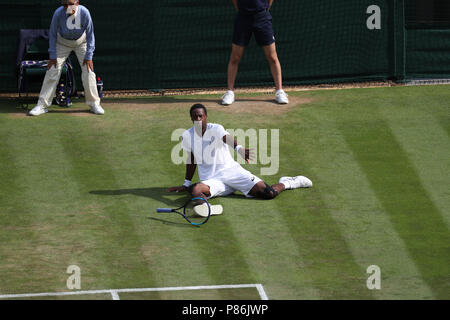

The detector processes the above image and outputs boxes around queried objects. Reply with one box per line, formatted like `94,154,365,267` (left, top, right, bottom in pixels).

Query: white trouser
37,33,100,108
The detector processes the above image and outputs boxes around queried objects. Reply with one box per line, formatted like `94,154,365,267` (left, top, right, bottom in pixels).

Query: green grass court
0,85,449,300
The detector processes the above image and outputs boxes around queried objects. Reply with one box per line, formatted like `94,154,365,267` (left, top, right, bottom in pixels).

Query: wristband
183,179,191,187
235,145,243,152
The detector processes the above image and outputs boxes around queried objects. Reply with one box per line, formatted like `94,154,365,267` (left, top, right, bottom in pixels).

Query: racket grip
157,208,173,213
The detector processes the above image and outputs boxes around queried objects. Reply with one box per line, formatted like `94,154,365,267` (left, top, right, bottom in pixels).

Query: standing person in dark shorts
222,0,289,106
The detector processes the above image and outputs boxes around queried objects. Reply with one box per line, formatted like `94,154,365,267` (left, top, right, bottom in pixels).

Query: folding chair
16,29,76,109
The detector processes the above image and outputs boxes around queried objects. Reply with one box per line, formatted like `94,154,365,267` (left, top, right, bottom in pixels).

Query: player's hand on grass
47,59,57,70
167,186,188,193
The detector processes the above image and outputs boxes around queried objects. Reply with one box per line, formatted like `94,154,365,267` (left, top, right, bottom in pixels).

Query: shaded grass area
0,85,449,299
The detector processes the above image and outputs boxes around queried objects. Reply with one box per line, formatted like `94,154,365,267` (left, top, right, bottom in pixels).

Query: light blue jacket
48,5,95,60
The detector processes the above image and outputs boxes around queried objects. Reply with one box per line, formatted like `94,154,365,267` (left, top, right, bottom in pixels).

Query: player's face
190,108,207,132
191,108,207,122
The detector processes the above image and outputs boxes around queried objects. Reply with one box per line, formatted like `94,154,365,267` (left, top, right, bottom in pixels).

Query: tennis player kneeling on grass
167,104,312,202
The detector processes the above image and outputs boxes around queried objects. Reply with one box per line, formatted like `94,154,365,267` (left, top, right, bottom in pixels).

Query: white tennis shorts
201,166,262,198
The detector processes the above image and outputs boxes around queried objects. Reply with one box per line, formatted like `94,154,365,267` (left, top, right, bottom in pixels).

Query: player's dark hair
190,104,207,116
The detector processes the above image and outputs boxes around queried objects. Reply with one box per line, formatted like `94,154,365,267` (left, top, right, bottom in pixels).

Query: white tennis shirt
181,123,240,181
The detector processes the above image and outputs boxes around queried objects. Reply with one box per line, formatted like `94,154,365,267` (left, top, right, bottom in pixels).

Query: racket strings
185,198,211,225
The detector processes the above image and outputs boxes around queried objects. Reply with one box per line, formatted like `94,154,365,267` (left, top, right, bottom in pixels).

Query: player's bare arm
222,134,255,163
167,153,196,192
167,153,211,201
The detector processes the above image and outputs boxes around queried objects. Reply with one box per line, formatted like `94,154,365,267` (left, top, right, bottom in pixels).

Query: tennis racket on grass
156,197,223,226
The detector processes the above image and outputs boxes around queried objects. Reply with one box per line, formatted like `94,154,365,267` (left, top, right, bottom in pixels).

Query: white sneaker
221,90,235,105
28,105,48,116
279,176,312,189
194,203,223,217
275,89,289,104
90,105,105,115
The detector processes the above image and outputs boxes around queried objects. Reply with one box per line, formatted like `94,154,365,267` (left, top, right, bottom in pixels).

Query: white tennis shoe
28,105,48,116
221,90,235,106
90,105,105,115
275,89,289,104
194,203,223,217
279,175,312,189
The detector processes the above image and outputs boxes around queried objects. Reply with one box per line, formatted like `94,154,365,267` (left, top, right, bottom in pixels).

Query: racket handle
157,208,173,213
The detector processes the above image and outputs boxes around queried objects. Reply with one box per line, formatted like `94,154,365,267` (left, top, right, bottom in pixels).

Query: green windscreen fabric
1,0,449,92
406,0,450,25
406,29,450,79
405,0,450,79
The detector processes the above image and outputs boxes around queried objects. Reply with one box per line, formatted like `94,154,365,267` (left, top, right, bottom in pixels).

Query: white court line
255,284,269,300
0,284,268,300
110,290,120,300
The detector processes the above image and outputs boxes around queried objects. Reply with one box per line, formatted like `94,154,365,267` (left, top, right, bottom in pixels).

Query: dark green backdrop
1,0,449,92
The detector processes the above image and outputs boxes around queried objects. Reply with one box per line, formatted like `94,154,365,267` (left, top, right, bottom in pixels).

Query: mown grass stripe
298,107,435,299
433,105,450,139
52,111,160,295
275,185,375,299
416,86,450,139
340,116,450,299
0,119,22,213
0,118,42,294
218,194,323,299
266,110,375,299
0,115,85,294
183,218,258,299
379,106,450,228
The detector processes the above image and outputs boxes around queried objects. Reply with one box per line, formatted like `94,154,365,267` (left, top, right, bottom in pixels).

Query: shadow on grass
90,187,199,227
0,97,279,114
89,187,266,226
90,187,184,206
102,97,278,105
47,108,92,114
90,187,266,204
0,99,29,113
0,98,93,115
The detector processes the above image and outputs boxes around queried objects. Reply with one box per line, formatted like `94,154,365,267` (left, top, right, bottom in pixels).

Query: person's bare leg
190,183,211,203
248,181,285,200
270,183,286,194
227,44,246,91
263,43,282,91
